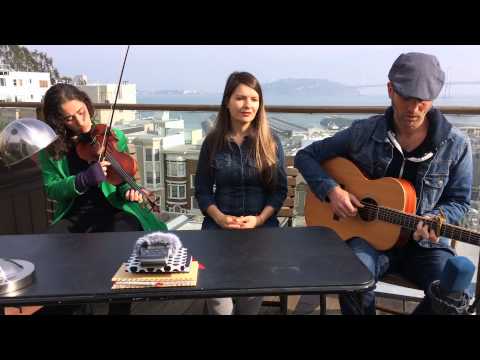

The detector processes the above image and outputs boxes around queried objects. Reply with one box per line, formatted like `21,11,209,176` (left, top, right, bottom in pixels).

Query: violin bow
95,46,160,213
98,45,131,162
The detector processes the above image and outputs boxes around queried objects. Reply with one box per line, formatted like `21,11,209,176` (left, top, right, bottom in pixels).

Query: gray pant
206,297,264,315
86,299,205,315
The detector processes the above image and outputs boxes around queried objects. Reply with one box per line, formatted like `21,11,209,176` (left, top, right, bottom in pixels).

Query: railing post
476,268,480,315
36,104,43,120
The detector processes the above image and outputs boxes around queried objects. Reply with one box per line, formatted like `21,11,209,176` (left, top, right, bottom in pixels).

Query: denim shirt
294,107,473,250
195,133,288,221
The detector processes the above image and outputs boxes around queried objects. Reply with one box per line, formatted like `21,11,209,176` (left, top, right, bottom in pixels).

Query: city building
0,66,50,128
127,112,203,212
163,144,201,214
77,81,137,125
0,65,51,103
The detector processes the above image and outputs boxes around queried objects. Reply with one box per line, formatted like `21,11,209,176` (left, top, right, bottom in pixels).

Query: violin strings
104,152,142,190
104,152,158,209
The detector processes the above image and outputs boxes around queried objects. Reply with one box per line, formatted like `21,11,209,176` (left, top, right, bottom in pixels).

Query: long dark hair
206,71,278,189
42,83,95,159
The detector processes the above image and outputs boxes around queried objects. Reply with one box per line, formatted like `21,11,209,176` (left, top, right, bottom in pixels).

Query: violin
76,123,160,213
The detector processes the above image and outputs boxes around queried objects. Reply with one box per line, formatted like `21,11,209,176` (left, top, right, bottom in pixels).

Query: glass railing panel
0,106,38,131
1,103,480,231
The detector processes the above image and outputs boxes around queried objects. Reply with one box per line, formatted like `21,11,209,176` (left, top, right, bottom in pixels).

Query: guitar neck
366,205,480,247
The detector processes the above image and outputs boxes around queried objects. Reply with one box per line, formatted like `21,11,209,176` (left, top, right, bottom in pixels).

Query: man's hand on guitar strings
327,185,364,219
412,218,439,243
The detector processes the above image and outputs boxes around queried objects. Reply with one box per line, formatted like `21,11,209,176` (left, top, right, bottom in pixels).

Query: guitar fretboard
360,203,480,246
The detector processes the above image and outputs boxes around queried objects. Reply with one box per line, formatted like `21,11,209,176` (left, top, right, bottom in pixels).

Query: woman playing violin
39,83,167,234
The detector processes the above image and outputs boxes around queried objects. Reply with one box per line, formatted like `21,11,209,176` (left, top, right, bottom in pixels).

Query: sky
23,45,480,93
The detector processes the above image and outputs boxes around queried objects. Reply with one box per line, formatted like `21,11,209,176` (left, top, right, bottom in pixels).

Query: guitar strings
357,201,480,244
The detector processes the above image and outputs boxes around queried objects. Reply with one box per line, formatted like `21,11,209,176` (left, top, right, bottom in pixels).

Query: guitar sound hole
358,197,378,222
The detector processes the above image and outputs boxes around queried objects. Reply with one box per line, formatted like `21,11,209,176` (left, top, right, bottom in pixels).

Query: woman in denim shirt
195,72,288,314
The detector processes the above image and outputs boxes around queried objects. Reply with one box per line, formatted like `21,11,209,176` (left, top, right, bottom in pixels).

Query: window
30,94,34,100
39,80,49,88
145,171,160,185
146,171,153,185
29,79,32,84
13,79,17,86
0,78,5,86
145,149,160,162
168,183,186,199
145,148,152,161
167,205,186,214
167,161,186,177
190,174,195,189
191,196,199,210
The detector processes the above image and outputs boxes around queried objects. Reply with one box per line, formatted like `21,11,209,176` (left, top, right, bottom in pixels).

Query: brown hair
206,71,278,189
42,83,95,159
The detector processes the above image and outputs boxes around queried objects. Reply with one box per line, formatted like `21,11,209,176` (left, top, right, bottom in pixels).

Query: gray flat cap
388,52,445,100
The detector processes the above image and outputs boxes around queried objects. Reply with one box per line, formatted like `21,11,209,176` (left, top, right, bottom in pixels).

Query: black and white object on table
126,232,191,273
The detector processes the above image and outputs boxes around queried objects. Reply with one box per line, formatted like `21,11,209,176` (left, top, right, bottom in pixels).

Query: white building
0,67,51,102
73,74,88,85
130,118,188,208
77,81,137,125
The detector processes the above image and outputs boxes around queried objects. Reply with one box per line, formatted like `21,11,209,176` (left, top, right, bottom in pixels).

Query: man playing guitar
295,52,474,315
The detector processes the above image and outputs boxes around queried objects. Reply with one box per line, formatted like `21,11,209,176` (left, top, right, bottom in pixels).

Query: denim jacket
195,133,288,223
294,107,473,250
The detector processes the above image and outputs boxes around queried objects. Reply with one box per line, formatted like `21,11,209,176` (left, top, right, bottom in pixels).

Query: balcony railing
2,101,480,221
3,101,480,115
2,101,479,307
3,99,480,228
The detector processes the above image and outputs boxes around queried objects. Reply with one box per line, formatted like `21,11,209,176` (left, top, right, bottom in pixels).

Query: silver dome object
0,118,57,166
0,258,35,295
0,118,55,295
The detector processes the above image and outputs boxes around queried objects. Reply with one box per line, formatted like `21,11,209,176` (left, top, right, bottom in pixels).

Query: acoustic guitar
304,157,480,250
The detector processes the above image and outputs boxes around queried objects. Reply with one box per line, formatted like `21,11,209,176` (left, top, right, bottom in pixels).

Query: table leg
108,302,131,315
319,294,327,315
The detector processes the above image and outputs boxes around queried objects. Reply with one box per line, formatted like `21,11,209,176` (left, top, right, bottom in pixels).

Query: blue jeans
339,237,455,315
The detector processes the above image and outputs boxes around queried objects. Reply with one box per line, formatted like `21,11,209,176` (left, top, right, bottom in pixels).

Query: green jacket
38,128,167,231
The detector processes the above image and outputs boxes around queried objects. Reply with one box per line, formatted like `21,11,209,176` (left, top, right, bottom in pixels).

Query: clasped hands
215,214,264,229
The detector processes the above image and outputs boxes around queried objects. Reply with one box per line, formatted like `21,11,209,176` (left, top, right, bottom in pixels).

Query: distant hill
262,78,359,97
0,45,69,83
139,78,360,100
138,89,207,96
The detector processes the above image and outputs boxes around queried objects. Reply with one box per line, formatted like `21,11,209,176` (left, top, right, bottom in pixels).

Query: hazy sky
24,45,480,92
